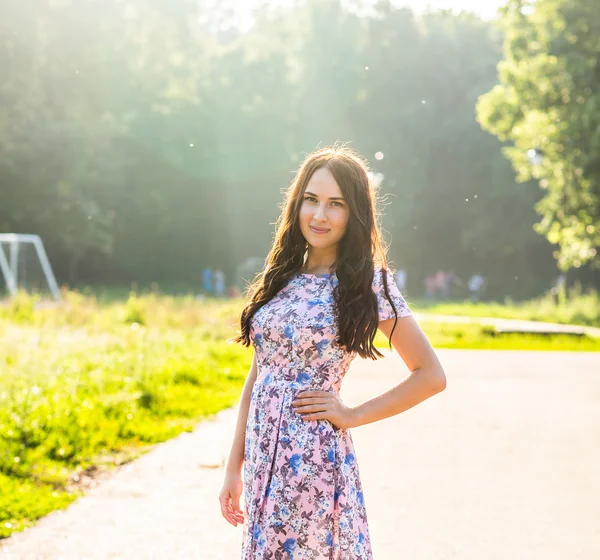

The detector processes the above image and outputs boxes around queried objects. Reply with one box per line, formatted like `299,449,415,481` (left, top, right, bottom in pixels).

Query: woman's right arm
218,349,258,527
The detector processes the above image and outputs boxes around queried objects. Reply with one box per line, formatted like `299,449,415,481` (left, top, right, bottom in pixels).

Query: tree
477,0,600,271
1,0,571,295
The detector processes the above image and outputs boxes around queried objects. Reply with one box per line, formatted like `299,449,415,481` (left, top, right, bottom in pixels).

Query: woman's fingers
220,498,245,526
293,397,330,407
231,494,241,512
294,398,331,412
231,495,245,523
219,493,239,526
228,505,245,525
301,412,326,421
296,404,328,413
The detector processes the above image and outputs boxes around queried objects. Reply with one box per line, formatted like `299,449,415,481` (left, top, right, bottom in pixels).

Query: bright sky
211,0,506,32
395,0,503,19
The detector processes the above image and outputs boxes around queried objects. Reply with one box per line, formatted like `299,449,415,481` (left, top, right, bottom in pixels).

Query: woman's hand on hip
291,390,356,430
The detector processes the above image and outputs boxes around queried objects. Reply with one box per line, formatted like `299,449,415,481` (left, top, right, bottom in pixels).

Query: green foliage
123,292,147,325
411,286,600,326
0,473,78,538
477,0,600,271
3,0,593,297
0,292,250,538
0,291,38,323
374,320,600,351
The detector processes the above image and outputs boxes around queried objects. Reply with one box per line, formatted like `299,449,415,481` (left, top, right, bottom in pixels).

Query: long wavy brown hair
231,144,400,359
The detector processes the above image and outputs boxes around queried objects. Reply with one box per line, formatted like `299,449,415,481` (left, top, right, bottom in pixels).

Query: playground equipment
0,233,61,300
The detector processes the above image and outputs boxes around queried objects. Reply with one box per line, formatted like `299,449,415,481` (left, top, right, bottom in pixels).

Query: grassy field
0,291,251,538
411,287,600,327
375,321,600,351
0,289,598,539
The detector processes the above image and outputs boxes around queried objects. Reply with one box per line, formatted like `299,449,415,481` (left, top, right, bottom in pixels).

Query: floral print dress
242,267,412,559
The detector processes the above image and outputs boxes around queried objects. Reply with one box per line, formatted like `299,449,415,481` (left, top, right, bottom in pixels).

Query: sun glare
212,0,505,32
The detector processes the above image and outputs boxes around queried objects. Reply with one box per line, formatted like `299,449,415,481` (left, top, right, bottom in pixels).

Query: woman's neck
301,257,336,275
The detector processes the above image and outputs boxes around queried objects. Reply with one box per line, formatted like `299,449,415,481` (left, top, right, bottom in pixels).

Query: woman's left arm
348,315,446,428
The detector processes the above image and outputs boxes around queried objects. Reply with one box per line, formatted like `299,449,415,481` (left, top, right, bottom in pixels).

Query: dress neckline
296,270,334,278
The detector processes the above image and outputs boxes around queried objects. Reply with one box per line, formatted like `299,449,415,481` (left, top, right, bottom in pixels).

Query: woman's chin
307,239,338,250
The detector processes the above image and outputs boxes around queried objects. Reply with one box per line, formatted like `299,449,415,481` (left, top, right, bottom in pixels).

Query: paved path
414,312,600,337
1,350,599,559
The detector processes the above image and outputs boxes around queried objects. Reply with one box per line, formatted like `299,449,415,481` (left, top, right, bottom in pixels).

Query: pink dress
242,267,412,559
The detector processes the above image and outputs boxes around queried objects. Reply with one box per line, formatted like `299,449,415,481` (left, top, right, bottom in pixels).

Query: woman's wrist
348,405,362,429
225,455,244,476
225,466,242,478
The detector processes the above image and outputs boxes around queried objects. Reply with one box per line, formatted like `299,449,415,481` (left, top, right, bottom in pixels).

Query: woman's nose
314,204,327,220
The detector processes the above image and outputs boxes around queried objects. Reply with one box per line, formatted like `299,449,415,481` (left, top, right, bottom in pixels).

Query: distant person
203,267,213,295
219,145,446,557
434,270,446,300
214,269,225,298
424,274,436,299
468,273,485,302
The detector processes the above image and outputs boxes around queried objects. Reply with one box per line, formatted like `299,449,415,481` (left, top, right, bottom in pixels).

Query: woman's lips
310,226,330,234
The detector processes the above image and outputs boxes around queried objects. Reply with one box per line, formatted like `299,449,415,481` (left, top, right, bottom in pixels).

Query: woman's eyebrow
304,190,345,201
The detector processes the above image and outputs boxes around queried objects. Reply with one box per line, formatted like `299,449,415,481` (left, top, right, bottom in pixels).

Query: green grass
0,472,77,536
0,289,598,540
374,321,600,351
411,286,600,327
0,290,251,539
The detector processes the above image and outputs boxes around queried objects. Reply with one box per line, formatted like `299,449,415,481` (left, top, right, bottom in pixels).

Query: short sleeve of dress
373,267,412,322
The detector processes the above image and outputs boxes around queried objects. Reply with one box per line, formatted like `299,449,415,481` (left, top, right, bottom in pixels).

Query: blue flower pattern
242,268,411,559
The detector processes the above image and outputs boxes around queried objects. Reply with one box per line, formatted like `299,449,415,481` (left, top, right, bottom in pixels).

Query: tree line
1,0,598,299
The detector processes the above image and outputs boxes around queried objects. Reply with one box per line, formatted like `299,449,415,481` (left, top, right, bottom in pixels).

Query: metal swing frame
0,233,61,300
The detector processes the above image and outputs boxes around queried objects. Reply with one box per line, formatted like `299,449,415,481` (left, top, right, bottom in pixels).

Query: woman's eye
304,197,343,207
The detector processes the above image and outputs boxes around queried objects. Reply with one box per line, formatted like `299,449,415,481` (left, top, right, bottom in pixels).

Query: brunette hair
231,143,399,359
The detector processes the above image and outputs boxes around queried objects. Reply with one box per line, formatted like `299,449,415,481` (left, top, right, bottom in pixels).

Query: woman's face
299,167,350,250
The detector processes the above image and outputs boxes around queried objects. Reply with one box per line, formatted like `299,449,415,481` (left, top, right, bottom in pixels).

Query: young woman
220,145,446,559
